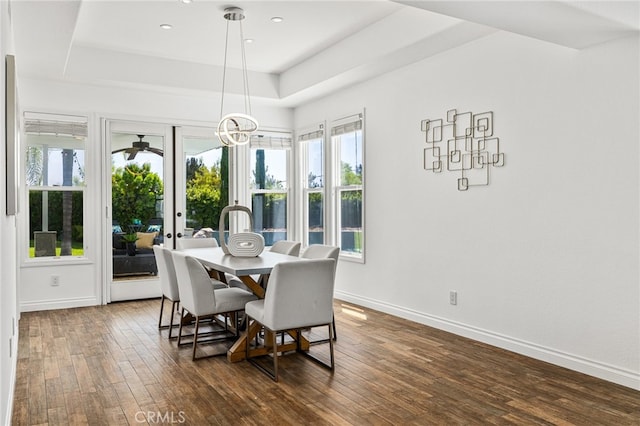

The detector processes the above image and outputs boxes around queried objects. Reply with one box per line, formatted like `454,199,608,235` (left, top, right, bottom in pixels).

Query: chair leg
177,307,186,346
245,316,251,360
332,313,337,341
328,323,335,370
168,301,179,339
272,328,279,382
182,311,242,360
246,320,279,381
160,297,181,340
298,323,335,372
158,295,166,329
192,316,200,361
308,314,337,345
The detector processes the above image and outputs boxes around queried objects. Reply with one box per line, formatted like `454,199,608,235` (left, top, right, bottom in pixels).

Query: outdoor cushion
136,232,158,249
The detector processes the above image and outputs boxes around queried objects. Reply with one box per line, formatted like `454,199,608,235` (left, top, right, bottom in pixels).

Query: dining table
179,246,310,362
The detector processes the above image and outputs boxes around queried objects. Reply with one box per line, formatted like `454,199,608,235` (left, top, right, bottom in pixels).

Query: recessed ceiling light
181,0,192,3
244,38,254,44
270,17,283,23
160,24,173,30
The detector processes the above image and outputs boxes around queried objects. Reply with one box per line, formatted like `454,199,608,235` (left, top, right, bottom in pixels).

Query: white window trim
21,111,92,265
296,112,365,263
247,129,294,242
297,122,326,247
330,111,365,263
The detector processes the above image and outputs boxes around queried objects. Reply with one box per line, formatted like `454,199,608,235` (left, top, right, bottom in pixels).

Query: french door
106,121,174,302
104,120,227,302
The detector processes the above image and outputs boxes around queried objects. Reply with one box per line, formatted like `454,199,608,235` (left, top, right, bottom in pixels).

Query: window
297,113,365,261
331,114,364,259
249,133,292,245
24,113,87,258
299,125,325,246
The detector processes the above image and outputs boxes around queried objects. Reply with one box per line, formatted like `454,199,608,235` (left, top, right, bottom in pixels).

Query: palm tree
25,146,43,186
60,149,74,255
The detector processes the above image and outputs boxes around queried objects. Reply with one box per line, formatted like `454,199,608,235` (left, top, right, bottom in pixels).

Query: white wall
0,1,18,423
18,78,292,128
295,32,640,389
16,78,293,312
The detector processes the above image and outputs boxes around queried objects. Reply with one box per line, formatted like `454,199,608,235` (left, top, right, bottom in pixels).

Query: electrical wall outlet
51,275,60,286
449,290,458,305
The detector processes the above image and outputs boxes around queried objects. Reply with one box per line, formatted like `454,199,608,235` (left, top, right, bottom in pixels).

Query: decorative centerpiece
218,202,265,257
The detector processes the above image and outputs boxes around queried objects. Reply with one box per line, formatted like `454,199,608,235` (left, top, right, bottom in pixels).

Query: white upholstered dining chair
270,240,302,256
153,245,181,339
241,240,302,287
171,250,257,360
175,237,228,289
300,244,340,342
245,258,336,381
176,236,219,250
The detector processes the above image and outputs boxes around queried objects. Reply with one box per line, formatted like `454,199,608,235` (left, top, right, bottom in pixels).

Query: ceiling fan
112,134,163,160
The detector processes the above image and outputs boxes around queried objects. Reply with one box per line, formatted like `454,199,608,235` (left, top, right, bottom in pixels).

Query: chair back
171,251,217,316
176,237,219,250
270,240,301,256
263,258,335,331
300,244,339,275
153,245,180,301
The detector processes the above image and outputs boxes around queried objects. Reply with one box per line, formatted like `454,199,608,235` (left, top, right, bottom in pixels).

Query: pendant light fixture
217,6,259,146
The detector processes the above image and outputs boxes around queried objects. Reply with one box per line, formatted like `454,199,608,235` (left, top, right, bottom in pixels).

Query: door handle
166,233,172,239
176,233,183,238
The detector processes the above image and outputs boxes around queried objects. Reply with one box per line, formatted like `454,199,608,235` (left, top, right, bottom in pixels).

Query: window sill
21,257,93,268
339,252,364,264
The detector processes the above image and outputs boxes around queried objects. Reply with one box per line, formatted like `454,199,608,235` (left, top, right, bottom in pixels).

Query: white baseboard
335,290,640,391
4,321,18,426
20,296,99,312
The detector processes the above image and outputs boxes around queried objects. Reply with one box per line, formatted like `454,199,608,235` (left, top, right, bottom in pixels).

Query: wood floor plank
11,298,640,425
46,406,69,426
70,354,97,394
63,389,89,425
44,377,66,410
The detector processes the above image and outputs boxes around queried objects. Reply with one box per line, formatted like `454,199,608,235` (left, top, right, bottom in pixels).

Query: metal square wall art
421,109,504,191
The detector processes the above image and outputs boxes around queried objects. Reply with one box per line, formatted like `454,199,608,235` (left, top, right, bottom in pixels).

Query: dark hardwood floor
11,299,640,425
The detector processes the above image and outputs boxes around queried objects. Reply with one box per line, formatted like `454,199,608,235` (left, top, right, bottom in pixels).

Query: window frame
330,113,365,262
297,112,365,262
247,131,293,245
298,124,326,247
22,111,90,263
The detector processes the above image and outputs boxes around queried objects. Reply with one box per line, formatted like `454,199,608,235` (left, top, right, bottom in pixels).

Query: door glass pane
183,137,227,244
111,133,164,278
